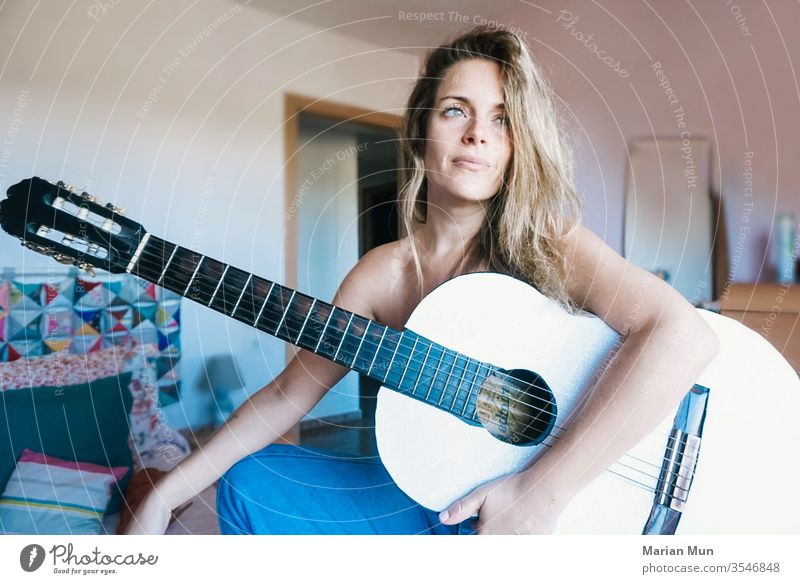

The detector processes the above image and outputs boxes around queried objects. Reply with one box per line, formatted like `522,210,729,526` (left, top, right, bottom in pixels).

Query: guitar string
537,436,687,502
129,246,697,484
132,244,690,447
129,246,698,490
29,206,698,496
132,245,569,418
132,243,618,421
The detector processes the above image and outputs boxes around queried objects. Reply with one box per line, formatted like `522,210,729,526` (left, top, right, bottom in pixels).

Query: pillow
0,344,189,473
0,343,158,391
0,372,134,513
0,449,128,534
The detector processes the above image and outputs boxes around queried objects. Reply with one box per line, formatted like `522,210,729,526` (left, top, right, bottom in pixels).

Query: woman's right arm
124,245,390,534
124,349,350,534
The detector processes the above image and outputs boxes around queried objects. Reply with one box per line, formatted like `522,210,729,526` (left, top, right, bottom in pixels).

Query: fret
367,327,387,377
279,294,314,348
236,275,273,324
314,306,336,353
274,290,297,336
296,298,316,343
209,265,251,317
208,265,229,306
352,320,383,374
336,315,370,369
187,255,226,305
160,247,205,299
352,320,370,366
157,244,179,286
453,355,474,415
383,330,404,384
411,342,433,397
465,363,490,419
254,282,275,326
333,312,354,363
370,329,401,384
437,351,460,406
315,307,353,361
383,332,414,389
422,344,445,401
255,284,287,332
397,337,418,391
296,300,332,351
444,354,469,414
231,274,252,317
429,349,455,405
183,255,205,296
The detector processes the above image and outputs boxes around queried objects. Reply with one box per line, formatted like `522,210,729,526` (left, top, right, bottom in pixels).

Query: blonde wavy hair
398,25,582,312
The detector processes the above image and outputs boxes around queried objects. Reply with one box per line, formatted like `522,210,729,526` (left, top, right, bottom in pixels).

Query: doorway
284,95,400,453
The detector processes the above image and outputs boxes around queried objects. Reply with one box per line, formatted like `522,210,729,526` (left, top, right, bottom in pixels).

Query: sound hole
476,368,557,446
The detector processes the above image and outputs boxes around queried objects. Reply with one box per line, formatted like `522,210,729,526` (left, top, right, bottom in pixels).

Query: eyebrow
437,95,505,110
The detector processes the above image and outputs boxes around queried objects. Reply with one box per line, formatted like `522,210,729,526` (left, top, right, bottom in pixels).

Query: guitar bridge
642,383,710,535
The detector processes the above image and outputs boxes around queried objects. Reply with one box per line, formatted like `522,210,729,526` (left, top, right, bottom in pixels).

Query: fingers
439,493,483,525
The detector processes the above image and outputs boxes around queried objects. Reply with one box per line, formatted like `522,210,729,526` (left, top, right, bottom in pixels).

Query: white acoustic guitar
2,177,798,534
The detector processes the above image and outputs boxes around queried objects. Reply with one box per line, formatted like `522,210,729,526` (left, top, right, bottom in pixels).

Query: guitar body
375,272,800,533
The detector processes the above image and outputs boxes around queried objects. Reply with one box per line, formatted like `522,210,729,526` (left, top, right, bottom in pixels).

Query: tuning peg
104,202,126,215
22,240,53,256
79,191,97,203
57,180,80,193
51,253,77,266
80,263,96,278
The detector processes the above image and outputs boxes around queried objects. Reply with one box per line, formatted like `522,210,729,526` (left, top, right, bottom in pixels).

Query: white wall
297,117,360,420
0,0,419,428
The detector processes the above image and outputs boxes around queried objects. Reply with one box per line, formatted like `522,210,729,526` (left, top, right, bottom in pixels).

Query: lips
452,155,490,169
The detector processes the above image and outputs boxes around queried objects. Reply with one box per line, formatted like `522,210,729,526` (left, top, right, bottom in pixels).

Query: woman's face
423,58,513,206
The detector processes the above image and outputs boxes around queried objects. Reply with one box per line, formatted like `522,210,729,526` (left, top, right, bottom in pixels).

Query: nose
462,116,490,145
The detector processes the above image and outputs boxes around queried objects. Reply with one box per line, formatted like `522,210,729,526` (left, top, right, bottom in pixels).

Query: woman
126,25,719,535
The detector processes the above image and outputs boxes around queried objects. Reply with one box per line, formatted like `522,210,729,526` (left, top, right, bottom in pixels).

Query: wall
0,0,419,429
297,115,360,420
515,0,800,285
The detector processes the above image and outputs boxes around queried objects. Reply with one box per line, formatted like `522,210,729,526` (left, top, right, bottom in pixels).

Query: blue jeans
216,443,476,535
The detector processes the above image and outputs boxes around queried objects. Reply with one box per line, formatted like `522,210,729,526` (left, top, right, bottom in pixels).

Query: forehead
437,59,505,103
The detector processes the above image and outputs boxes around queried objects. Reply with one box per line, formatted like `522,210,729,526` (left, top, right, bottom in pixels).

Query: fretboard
130,235,489,424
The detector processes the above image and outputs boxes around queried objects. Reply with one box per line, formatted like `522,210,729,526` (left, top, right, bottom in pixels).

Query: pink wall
518,0,799,283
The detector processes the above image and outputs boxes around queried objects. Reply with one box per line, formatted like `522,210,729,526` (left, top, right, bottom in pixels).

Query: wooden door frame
279,93,401,443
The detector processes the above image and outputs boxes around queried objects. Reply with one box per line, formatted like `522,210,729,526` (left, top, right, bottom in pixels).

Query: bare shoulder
559,221,703,336
331,239,412,326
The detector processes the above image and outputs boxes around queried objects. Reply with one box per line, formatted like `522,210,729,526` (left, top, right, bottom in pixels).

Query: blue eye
443,105,466,118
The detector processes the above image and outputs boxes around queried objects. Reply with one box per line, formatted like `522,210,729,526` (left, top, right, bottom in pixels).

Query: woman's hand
438,473,567,535
123,492,173,535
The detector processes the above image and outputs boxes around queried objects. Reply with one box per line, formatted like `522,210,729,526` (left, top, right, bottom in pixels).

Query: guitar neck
131,234,489,423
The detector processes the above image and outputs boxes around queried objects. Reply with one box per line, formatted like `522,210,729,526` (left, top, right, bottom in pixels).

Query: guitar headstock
0,177,147,275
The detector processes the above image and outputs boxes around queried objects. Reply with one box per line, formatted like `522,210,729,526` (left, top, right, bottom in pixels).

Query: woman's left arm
439,224,720,534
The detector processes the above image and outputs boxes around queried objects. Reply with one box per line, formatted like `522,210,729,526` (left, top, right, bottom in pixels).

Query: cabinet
719,283,800,374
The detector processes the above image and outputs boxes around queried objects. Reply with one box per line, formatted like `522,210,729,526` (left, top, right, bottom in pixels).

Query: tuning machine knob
56,180,98,203
104,202,126,215
21,240,53,256
50,252,96,277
